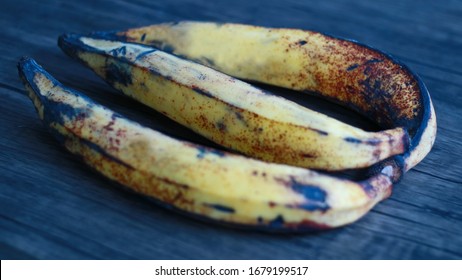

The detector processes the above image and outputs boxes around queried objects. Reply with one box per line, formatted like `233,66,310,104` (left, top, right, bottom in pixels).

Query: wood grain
1,0,461,259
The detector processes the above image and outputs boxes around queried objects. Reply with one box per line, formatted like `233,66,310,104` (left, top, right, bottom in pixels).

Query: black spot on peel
298,40,307,46
347,135,393,147
365,138,381,146
140,33,146,42
310,128,328,136
203,203,235,213
196,146,226,159
276,177,330,211
344,137,362,144
157,177,189,190
257,216,331,232
230,110,250,127
135,49,157,60
53,103,87,124
268,215,285,228
360,61,389,105
198,73,207,80
347,59,382,72
216,121,227,132
110,46,127,56
234,111,244,122
359,73,397,127
291,180,329,211
301,153,315,158
361,77,389,100
361,182,376,197
105,62,132,87
365,58,384,65
347,64,359,71
191,85,214,98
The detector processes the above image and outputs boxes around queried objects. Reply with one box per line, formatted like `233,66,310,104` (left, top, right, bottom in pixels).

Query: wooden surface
1,0,461,259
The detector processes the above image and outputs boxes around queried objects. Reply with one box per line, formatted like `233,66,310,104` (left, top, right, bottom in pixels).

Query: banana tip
17,57,40,84
17,57,62,101
58,31,125,60
58,33,82,58
58,30,126,51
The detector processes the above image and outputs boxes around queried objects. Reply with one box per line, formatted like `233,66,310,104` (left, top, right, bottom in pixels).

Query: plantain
104,21,436,173
17,22,436,231
58,33,411,171
18,57,398,231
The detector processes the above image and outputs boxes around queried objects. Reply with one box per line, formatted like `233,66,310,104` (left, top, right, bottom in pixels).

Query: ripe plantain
18,57,397,231
58,33,410,171
106,21,436,173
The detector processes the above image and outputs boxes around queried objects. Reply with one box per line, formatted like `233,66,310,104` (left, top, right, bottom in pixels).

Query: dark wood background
1,0,461,259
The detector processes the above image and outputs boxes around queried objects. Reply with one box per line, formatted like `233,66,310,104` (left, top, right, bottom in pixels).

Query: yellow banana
106,21,436,173
58,33,410,171
18,57,396,231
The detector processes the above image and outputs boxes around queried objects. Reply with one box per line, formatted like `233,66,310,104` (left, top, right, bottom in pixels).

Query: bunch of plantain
17,22,436,232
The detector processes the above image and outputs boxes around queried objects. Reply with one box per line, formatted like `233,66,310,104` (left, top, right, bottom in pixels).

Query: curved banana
18,57,396,231
105,21,436,174
58,33,410,171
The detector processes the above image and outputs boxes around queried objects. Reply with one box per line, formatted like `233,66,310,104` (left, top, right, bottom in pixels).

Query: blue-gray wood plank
1,0,461,259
